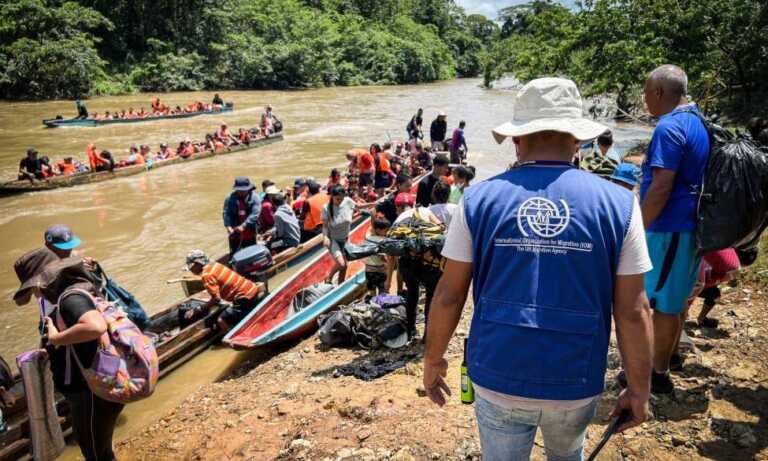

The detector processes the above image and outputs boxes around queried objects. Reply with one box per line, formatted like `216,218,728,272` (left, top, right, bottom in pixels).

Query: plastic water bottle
460,338,474,404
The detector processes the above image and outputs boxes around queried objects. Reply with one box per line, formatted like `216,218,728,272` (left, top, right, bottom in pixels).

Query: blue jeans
475,394,598,461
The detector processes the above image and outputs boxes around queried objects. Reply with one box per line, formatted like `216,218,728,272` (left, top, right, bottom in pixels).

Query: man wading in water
423,78,654,460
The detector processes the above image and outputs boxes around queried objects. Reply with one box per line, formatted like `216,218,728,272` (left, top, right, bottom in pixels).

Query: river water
0,79,651,447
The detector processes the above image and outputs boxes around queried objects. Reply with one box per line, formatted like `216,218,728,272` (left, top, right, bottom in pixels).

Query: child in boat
215,123,233,147
237,128,250,145
365,217,391,298
55,157,78,176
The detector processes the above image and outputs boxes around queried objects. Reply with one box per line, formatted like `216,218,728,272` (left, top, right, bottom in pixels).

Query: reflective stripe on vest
463,165,633,400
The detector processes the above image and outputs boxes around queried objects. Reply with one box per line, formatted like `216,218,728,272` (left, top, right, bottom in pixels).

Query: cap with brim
438,111,446,117
233,176,254,192
44,224,81,250
13,247,59,305
610,163,640,187
492,77,608,143
184,249,209,271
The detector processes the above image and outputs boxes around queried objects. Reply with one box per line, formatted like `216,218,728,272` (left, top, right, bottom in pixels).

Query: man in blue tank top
422,78,654,461
638,65,709,394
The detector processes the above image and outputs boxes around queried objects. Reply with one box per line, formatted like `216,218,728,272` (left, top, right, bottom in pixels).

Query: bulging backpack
57,288,159,404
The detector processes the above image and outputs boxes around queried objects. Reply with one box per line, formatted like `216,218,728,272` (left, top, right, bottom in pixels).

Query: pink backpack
57,288,159,403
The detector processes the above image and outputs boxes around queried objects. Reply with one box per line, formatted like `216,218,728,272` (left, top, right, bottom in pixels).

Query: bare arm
423,258,472,406
641,168,675,228
47,310,107,347
612,273,653,431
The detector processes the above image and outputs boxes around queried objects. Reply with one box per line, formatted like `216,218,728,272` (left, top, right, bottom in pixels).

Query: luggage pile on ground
317,294,408,350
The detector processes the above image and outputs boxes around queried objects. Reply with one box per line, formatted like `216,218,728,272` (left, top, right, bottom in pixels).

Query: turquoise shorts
645,231,701,315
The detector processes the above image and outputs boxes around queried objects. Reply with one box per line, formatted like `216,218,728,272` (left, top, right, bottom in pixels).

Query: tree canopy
0,0,497,99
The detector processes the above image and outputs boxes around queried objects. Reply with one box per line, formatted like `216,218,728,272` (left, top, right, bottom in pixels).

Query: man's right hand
611,388,649,432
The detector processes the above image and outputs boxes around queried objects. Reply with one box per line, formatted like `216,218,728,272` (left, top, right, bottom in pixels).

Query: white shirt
393,207,437,226
428,203,457,228
442,196,652,410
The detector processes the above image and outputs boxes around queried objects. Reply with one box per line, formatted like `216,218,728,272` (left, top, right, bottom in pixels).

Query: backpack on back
687,111,768,255
58,289,159,404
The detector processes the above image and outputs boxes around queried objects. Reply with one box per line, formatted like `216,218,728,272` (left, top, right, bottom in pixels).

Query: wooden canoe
0,134,284,197
0,284,264,461
43,104,234,128
224,220,371,349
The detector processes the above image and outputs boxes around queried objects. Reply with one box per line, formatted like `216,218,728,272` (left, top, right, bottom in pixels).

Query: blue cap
233,176,254,191
44,224,81,250
610,163,641,188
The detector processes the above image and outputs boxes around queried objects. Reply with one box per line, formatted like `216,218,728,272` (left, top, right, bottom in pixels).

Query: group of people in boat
17,109,281,181
75,94,228,122
199,115,475,339
406,108,469,164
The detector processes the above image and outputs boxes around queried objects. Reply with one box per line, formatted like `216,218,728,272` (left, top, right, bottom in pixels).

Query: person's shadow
697,384,768,461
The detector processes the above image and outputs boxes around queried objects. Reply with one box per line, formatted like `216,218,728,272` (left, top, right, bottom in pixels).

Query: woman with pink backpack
14,250,158,461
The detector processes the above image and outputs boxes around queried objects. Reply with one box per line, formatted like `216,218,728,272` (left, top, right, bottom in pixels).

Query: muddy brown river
0,79,651,451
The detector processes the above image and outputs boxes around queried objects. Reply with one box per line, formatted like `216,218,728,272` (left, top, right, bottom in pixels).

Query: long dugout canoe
43,104,234,128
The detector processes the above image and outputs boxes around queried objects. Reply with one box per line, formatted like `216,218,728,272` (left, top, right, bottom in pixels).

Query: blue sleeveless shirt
464,164,634,400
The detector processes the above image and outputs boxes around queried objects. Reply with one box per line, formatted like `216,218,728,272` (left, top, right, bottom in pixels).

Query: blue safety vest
464,163,634,400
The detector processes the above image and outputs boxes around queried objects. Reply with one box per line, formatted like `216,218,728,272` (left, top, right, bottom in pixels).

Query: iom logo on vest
517,197,570,238
494,196,593,255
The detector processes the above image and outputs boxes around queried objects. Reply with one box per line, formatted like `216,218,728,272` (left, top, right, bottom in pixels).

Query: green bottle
460,338,475,404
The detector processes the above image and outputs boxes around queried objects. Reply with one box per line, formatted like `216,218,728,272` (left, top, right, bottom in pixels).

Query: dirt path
116,280,768,461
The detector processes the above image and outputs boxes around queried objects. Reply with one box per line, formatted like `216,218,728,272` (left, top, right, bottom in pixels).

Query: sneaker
651,370,674,394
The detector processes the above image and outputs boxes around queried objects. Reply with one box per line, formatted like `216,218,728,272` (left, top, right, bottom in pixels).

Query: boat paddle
585,410,631,461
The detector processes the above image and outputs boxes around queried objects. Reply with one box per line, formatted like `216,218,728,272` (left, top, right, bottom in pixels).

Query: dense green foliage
0,0,498,99
484,0,768,117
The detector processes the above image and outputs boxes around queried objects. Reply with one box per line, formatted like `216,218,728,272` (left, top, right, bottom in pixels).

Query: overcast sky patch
456,0,577,19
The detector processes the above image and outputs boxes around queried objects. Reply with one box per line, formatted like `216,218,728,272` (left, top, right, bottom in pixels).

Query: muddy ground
115,280,768,461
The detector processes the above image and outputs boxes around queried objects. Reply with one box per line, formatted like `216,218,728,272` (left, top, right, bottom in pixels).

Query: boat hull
224,220,370,349
0,134,283,197
43,105,234,128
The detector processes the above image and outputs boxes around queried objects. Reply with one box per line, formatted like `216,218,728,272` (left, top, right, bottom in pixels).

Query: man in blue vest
637,65,709,393
422,77,654,461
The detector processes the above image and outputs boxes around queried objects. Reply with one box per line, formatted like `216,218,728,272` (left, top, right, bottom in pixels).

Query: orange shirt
134,153,145,165
303,192,330,231
201,262,260,302
376,152,392,174
86,143,105,170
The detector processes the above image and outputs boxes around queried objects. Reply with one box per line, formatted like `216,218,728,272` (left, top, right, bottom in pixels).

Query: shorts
219,296,260,327
330,238,347,259
374,172,392,189
359,172,373,187
366,271,387,291
645,232,701,315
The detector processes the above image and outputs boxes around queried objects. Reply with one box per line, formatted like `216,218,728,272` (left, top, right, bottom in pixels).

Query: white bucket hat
492,77,607,143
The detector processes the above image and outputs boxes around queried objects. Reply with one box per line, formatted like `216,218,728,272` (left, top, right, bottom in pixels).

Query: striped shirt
201,262,259,302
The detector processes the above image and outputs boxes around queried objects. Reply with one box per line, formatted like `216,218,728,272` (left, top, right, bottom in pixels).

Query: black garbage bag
343,241,380,261
694,114,768,255
317,310,355,347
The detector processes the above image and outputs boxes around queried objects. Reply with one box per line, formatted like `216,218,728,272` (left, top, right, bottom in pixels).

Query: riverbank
114,278,768,461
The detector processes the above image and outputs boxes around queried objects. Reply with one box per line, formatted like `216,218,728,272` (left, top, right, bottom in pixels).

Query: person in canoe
266,192,301,254
215,123,235,147
223,177,262,255
258,184,278,232
18,148,45,182
156,142,175,161
430,111,448,151
300,180,329,242
212,93,224,107
151,97,165,114
183,250,265,331
75,100,88,120
55,157,78,176
86,143,114,172
407,108,424,140
448,120,468,164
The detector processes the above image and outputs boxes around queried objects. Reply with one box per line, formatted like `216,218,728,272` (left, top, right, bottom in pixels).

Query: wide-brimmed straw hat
492,78,608,143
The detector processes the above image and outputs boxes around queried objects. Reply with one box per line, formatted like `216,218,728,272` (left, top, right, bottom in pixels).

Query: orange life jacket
86,143,105,170
303,193,330,231
57,162,76,176
239,131,249,143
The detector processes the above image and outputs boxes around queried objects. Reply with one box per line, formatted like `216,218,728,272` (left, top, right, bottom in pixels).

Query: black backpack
686,110,768,255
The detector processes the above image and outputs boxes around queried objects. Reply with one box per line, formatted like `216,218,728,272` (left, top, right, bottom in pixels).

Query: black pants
229,234,256,256
398,258,442,335
300,227,321,243
64,391,124,461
